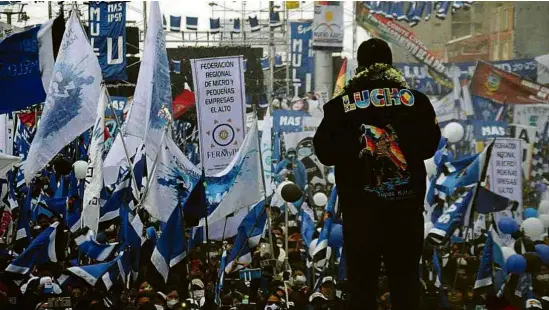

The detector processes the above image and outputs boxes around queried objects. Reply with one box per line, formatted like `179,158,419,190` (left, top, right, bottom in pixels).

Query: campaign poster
191,56,246,175
487,138,523,208
290,21,314,97
88,1,127,80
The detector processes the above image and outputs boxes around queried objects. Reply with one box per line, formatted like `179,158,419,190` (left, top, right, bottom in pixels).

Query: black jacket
313,73,440,208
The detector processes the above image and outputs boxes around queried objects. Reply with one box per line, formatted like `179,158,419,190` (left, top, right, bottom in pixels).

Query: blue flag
151,206,187,282
436,142,493,196
428,185,477,244
0,26,45,113
75,229,118,262
6,222,60,274
225,200,267,273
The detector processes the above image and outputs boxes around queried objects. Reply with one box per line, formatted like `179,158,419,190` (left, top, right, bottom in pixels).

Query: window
492,43,500,61
502,42,510,60
502,8,509,31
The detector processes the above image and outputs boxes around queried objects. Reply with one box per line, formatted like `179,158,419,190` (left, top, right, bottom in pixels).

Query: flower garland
339,63,409,96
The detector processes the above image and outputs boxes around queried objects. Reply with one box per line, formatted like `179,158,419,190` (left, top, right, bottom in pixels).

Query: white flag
103,1,172,184
260,109,274,196
25,12,102,184
199,122,264,226
144,136,201,223
82,88,107,232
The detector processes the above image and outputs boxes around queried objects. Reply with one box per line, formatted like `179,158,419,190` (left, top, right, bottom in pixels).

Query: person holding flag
313,38,441,310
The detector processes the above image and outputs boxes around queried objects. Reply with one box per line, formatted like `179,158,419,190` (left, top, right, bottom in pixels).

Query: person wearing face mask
275,148,307,192
289,270,309,310
165,287,180,309
188,278,205,307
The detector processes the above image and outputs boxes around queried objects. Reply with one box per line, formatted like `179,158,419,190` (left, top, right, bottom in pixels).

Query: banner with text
471,61,549,105
191,56,247,175
272,110,321,133
488,138,523,208
510,124,537,179
312,2,344,51
290,21,314,97
473,121,508,141
513,104,549,138
356,3,452,88
104,96,129,153
395,59,537,97
88,1,127,80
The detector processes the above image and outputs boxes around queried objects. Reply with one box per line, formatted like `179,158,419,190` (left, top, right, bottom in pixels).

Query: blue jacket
275,159,308,190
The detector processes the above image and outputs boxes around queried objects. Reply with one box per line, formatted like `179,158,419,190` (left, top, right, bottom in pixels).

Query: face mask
537,274,549,281
193,290,205,299
155,305,164,310
167,300,179,308
316,210,324,219
280,226,287,235
276,243,283,248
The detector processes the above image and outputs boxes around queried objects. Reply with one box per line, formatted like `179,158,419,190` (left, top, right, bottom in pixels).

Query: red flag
173,89,196,119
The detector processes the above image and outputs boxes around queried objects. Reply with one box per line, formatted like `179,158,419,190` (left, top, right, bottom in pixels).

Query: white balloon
443,122,464,143
276,180,294,198
424,157,437,177
327,172,335,184
313,192,328,207
521,217,545,239
424,222,434,239
73,160,88,180
540,214,549,229
540,200,549,214
501,246,516,262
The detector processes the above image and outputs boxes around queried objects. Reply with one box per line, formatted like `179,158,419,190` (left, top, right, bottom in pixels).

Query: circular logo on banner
212,123,235,147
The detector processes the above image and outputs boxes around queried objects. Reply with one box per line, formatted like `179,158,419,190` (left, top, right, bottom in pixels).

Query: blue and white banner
473,121,508,141
104,96,128,152
290,22,314,97
88,1,127,81
395,59,537,97
272,110,321,133
25,12,102,184
200,122,264,227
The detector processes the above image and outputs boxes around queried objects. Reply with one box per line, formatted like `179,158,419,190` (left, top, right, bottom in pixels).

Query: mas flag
428,185,476,245
82,88,107,233
88,2,127,80
0,26,45,113
470,61,549,104
25,12,102,184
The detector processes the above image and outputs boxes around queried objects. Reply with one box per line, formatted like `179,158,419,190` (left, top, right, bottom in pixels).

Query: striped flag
6,222,60,274
225,200,267,273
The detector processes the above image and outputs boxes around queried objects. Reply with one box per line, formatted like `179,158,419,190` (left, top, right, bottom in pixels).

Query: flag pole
201,166,212,268
451,139,495,291
137,116,171,207
103,89,141,201
252,106,276,270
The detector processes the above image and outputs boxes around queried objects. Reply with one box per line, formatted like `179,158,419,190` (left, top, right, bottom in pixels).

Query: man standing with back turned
313,39,441,309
